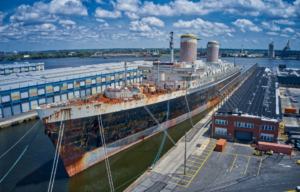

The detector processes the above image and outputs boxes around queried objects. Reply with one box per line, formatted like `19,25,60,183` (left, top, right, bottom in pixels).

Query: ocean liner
36,33,242,177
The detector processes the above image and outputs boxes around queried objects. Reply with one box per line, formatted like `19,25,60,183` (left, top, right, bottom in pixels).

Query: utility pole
184,131,187,175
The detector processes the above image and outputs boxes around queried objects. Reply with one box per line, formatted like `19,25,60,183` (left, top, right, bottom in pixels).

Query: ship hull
43,72,240,177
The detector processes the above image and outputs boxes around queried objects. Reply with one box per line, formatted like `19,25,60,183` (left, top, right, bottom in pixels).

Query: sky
0,0,300,52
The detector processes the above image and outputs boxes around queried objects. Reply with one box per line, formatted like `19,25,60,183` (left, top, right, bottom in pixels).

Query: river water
0,57,299,192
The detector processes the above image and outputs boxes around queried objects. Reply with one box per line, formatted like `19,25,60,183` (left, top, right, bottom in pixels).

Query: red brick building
211,113,279,144
211,67,281,144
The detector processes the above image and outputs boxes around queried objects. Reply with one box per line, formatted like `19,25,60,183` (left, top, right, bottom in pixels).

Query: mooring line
0,120,41,159
0,122,43,183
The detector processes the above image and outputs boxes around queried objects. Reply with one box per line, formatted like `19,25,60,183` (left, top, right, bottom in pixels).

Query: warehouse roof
0,61,150,91
216,67,282,120
0,62,44,69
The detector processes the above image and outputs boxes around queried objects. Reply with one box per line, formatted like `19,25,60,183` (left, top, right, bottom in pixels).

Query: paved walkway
125,108,216,192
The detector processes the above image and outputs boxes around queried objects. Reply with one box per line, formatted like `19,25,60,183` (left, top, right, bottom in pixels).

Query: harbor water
0,57,299,192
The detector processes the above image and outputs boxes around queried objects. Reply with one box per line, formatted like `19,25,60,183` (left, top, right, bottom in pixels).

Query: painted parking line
185,142,216,187
179,167,197,172
190,156,205,161
167,181,187,187
244,156,250,174
227,153,263,175
170,140,216,188
176,171,194,176
171,177,191,183
187,159,203,164
229,154,238,172
257,158,262,175
175,173,193,178
184,163,201,168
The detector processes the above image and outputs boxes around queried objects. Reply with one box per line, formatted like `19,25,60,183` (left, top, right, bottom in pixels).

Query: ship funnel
179,34,198,63
207,41,219,63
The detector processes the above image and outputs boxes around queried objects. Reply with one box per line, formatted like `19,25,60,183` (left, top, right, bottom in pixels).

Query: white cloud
59,20,76,25
10,0,87,23
115,0,141,12
95,0,105,4
173,18,235,37
96,18,105,22
129,20,152,32
282,27,294,33
232,19,262,32
0,12,7,25
280,34,289,37
244,39,248,41
95,8,122,18
129,17,164,32
118,25,122,28
273,20,295,25
125,12,139,19
227,33,234,37
261,22,280,31
141,17,164,27
113,0,300,19
266,32,278,35
252,40,259,44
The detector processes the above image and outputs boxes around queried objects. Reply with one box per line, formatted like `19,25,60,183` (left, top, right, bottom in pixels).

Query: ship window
106,75,111,81
115,74,119,80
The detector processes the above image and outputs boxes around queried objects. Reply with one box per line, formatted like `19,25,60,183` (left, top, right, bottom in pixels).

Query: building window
235,122,254,129
215,119,228,125
215,127,227,135
97,77,101,83
260,133,274,141
261,125,275,131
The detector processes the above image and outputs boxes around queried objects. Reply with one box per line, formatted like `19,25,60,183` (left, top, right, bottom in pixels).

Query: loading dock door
47,96,54,104
61,93,67,101
86,88,91,96
13,103,21,115
234,130,253,141
22,102,30,112
81,89,86,97
3,105,12,117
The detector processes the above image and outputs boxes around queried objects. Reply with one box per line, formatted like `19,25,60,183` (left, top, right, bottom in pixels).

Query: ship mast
170,32,174,62
125,62,127,88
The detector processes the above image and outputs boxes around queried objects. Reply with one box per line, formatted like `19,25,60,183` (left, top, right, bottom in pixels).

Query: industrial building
0,61,145,118
211,67,282,144
282,40,290,58
268,42,275,58
277,67,300,87
0,62,44,75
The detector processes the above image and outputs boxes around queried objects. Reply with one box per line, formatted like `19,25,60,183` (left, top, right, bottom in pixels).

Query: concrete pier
0,111,38,129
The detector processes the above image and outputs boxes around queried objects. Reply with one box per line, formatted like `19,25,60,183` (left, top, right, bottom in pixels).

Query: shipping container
284,107,296,114
284,124,300,133
215,139,226,152
257,141,292,155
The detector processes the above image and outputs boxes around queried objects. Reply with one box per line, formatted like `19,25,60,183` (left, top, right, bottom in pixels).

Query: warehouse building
277,66,300,88
0,61,146,118
0,62,44,75
211,67,282,144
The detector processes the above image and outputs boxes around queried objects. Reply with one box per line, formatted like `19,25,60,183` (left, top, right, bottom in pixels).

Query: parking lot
280,87,300,126
171,140,266,191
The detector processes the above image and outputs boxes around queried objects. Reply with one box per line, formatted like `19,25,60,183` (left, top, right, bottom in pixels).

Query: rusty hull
40,71,241,177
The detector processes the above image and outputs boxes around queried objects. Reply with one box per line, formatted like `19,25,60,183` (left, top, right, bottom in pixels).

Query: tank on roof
179,34,198,63
207,40,219,63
